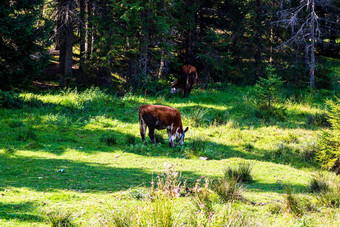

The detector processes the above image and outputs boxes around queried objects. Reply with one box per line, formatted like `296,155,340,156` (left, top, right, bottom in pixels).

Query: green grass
0,85,340,226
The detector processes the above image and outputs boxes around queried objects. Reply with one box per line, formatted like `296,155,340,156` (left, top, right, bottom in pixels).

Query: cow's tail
139,107,145,125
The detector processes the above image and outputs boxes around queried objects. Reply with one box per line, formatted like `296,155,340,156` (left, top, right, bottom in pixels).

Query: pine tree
0,0,51,90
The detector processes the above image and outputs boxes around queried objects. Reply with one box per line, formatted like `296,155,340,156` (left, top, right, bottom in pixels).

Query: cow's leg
187,84,193,98
148,126,157,145
140,119,147,145
184,83,190,98
167,129,175,147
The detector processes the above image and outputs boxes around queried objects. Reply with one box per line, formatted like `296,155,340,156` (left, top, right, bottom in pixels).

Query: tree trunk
86,1,93,60
64,0,73,76
304,45,310,84
309,0,316,89
58,0,74,86
139,34,148,85
79,0,85,74
254,0,263,81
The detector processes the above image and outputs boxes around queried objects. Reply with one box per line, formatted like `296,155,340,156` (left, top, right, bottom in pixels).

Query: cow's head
171,81,179,94
176,127,189,146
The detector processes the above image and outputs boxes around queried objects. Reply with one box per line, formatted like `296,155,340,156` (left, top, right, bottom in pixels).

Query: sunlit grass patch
1,84,340,226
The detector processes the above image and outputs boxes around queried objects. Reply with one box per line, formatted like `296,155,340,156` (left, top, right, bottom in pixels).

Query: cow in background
171,65,198,98
139,105,188,148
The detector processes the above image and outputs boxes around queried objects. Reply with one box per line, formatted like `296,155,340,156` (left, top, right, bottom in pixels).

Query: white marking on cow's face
176,130,185,145
171,87,179,94
169,135,175,147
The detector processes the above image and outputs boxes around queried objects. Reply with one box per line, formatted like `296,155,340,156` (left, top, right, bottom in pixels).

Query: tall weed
308,173,330,193
223,162,253,183
46,209,75,227
283,186,303,217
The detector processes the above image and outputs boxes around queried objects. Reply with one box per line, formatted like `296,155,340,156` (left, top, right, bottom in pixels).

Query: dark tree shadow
0,202,44,223
0,154,208,193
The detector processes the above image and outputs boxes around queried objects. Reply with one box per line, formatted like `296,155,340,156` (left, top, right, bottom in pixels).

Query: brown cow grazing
139,105,188,148
171,65,198,98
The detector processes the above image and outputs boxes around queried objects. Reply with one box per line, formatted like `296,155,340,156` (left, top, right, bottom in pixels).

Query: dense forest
1,1,340,226
1,0,339,91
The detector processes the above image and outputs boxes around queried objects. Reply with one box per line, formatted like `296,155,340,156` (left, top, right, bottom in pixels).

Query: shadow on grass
0,202,44,223
0,153,307,196
0,154,208,193
247,182,308,194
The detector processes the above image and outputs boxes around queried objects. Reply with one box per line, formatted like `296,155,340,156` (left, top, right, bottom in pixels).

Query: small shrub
192,178,214,217
100,133,117,146
316,97,340,174
254,65,283,111
214,177,244,203
316,184,340,208
283,186,303,217
308,173,330,193
46,209,74,227
0,90,25,108
223,162,253,183
156,162,184,198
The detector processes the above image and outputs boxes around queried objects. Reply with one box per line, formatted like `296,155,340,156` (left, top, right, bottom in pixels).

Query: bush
214,177,244,203
316,97,340,174
155,162,183,198
254,65,284,109
0,90,25,108
308,173,330,193
223,162,253,183
316,183,340,208
46,209,74,227
192,178,214,219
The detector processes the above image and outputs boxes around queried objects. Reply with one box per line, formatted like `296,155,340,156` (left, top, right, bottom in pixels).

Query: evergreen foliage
254,65,284,109
0,0,51,90
317,97,340,174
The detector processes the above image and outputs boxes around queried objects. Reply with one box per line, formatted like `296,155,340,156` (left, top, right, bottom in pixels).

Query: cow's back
139,105,181,125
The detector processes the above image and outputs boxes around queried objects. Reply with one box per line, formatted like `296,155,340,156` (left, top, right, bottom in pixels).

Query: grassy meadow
0,82,339,226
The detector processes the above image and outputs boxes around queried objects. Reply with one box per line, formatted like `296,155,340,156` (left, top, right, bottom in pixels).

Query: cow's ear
184,127,189,133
